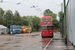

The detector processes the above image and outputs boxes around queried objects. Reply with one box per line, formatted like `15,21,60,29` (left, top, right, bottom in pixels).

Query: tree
43,9,60,29
45,13,57,19
0,8,4,17
14,10,21,20
43,9,53,16
32,16,41,31
0,8,5,25
0,16,6,25
43,9,57,19
4,10,13,20
13,10,21,25
58,11,64,32
21,16,29,26
58,11,64,19
53,18,60,29
0,8,41,31
3,10,13,28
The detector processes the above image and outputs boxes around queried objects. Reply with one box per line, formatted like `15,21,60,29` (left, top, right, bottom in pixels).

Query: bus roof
11,25,21,26
42,16,52,18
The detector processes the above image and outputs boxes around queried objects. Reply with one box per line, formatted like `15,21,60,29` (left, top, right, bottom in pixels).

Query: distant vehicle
10,25,22,34
22,26,32,33
41,16,53,38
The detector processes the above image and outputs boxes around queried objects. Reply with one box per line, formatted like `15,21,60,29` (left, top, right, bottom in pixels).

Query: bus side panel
10,31,22,34
42,31,48,36
42,31,53,37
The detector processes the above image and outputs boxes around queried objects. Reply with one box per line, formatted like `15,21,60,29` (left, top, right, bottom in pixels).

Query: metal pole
61,3,63,12
11,14,13,26
64,0,67,44
60,17,61,34
29,18,30,26
7,20,8,32
61,3,63,37
60,3,63,35
62,16,63,37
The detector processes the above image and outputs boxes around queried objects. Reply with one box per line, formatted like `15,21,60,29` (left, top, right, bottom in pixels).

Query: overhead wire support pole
7,20,8,32
60,16,61,34
61,3,63,37
60,3,63,35
64,0,67,44
11,14,13,26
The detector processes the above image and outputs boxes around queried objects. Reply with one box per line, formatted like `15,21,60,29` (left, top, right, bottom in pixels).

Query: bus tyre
42,36,44,38
52,34,54,38
16,32,18,34
52,36,53,38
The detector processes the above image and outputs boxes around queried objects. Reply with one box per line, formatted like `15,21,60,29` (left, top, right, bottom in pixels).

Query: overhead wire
30,0,42,13
0,0,32,8
27,0,34,6
39,0,61,6
32,0,38,7
0,0,61,16
25,0,60,16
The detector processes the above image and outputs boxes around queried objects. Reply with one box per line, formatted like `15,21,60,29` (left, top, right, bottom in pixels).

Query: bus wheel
42,36,44,38
16,32,18,34
51,36,53,38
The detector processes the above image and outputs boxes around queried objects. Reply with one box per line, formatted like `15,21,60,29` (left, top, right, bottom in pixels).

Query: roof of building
0,25,7,29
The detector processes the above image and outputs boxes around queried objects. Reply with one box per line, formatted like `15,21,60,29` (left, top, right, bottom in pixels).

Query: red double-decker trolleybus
41,16,53,38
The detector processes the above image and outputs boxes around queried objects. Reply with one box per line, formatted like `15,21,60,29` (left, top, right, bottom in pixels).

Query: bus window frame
47,26,53,30
42,26,53,31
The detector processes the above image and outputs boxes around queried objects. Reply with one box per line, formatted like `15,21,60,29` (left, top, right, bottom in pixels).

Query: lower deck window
42,26,53,31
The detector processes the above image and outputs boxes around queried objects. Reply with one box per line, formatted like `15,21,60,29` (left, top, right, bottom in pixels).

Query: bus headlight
50,32,52,34
30,28,31,29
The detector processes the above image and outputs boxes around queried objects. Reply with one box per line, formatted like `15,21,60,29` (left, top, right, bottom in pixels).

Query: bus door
47,26,53,36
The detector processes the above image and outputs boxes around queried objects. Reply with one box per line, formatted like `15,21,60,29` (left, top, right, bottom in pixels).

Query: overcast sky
0,0,68,20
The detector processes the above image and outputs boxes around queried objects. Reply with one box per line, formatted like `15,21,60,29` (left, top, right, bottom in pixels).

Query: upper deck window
42,18,52,21
26,27,31,29
15,26,22,28
47,18,52,21
42,19,46,21
11,26,22,28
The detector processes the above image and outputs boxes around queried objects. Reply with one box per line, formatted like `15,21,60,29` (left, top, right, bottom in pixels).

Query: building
66,0,75,46
0,25,8,34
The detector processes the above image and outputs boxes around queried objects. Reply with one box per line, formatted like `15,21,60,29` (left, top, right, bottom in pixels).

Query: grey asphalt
0,32,75,50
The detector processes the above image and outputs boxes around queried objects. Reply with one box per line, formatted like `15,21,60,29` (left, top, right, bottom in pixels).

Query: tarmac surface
0,32,75,50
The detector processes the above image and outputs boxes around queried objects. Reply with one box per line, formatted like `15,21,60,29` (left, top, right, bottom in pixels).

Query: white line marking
44,38,53,50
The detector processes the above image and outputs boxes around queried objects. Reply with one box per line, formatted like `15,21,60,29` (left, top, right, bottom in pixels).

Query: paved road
0,32,75,50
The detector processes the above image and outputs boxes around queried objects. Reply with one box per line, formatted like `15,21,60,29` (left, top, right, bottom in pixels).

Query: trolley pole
64,0,67,44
